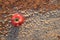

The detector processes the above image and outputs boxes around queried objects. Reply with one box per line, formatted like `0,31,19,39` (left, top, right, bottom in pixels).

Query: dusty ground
0,0,60,40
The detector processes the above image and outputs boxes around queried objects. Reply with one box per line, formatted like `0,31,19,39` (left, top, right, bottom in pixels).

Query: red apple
11,13,25,27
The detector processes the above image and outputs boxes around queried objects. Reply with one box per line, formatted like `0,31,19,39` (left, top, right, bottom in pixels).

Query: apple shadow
6,26,21,40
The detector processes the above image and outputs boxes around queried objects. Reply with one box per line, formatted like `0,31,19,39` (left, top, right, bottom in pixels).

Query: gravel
2,9,59,40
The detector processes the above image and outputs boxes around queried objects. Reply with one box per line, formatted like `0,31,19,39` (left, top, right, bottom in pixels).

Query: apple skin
11,13,25,27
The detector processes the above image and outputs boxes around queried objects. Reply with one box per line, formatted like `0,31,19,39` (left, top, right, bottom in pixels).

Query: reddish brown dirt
0,0,60,11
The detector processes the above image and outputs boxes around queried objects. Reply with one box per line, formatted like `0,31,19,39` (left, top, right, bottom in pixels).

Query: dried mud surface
0,0,60,40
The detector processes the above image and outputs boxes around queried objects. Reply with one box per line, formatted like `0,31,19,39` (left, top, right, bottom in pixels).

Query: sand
0,0,60,40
